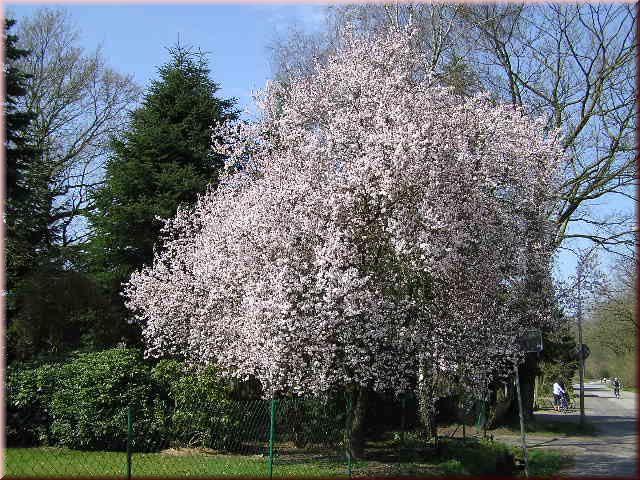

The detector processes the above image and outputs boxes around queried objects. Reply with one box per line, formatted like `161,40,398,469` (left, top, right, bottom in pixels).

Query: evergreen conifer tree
3,18,48,313
89,45,238,332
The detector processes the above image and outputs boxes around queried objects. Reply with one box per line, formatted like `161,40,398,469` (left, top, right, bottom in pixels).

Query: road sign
517,330,543,353
575,343,590,360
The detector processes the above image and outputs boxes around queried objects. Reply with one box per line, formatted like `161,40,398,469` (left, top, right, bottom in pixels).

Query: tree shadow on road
562,452,636,477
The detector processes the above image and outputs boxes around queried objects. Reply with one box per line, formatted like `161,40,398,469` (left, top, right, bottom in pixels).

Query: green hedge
150,358,239,449
49,348,160,451
6,362,58,446
6,348,233,451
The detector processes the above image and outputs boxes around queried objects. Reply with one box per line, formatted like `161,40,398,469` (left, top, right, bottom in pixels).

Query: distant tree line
4,8,237,362
585,255,637,387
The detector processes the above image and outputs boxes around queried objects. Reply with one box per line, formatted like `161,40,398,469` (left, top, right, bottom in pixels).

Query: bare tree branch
16,7,141,251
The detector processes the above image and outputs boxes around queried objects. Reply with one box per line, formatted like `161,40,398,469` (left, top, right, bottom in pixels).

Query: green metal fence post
482,399,487,440
345,392,353,479
399,394,406,460
515,365,530,478
268,398,277,479
126,406,133,480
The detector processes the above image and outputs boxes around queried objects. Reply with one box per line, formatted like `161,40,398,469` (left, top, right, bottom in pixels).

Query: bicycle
559,393,573,413
614,386,621,399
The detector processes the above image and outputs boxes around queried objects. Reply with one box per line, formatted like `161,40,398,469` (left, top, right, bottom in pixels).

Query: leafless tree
270,3,482,94
270,3,637,257
16,8,141,249
461,3,636,255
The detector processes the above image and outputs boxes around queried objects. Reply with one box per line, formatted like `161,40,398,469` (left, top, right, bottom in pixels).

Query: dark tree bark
348,385,369,459
506,353,538,422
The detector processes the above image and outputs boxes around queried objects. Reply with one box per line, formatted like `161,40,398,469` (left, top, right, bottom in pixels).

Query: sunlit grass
5,440,567,478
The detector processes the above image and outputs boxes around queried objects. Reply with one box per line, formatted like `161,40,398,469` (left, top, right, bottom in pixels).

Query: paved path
498,380,637,477
554,381,637,477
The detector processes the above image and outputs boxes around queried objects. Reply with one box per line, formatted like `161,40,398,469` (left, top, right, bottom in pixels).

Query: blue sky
7,3,327,116
7,3,634,281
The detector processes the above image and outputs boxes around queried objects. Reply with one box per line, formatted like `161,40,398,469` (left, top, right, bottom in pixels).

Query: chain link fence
6,394,497,479
6,348,502,480
6,395,351,478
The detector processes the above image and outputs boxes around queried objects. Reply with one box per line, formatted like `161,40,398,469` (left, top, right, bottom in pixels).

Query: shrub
150,359,240,449
276,394,346,448
49,348,158,451
6,362,58,446
6,348,242,452
7,348,247,451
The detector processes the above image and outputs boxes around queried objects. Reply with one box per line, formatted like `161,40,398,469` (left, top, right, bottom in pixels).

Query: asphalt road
552,381,637,477
517,380,638,477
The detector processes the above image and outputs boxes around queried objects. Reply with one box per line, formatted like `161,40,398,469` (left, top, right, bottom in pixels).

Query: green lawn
527,449,569,477
5,440,567,478
4,447,345,478
437,439,568,477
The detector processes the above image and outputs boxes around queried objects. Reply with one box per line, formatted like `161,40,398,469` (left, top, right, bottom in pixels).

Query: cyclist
612,377,622,398
552,380,566,412
559,381,571,412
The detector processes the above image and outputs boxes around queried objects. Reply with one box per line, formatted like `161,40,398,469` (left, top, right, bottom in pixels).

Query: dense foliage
3,18,51,359
85,46,238,348
6,349,239,451
6,361,58,446
585,258,637,387
6,271,120,361
4,18,34,204
150,359,237,448
49,349,161,450
90,45,238,285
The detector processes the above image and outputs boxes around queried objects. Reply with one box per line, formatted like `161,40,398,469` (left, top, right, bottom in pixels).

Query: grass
438,438,516,475
4,447,346,478
511,446,571,477
382,438,569,476
527,449,570,476
493,417,597,438
5,439,568,478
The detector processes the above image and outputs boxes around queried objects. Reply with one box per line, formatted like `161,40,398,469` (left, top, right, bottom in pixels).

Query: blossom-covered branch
126,28,564,398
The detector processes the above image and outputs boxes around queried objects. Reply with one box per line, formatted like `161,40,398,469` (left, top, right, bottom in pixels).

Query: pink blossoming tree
125,28,564,453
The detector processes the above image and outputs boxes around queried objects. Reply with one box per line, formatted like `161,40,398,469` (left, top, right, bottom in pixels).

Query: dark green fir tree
89,45,238,339
3,18,48,318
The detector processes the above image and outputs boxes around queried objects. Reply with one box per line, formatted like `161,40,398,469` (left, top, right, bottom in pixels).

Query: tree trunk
508,353,538,421
348,385,368,459
418,365,438,442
